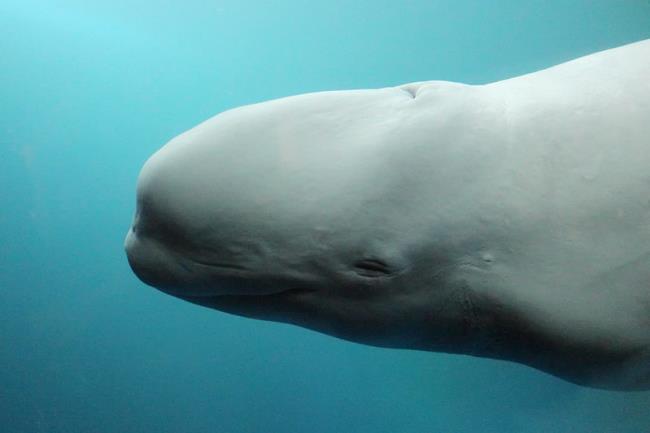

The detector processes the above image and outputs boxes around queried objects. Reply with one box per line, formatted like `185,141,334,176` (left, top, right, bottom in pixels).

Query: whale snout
125,227,146,282
124,215,198,293
124,219,288,298
124,227,176,290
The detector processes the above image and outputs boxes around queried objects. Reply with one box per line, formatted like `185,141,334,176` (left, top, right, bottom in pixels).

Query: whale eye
353,258,392,278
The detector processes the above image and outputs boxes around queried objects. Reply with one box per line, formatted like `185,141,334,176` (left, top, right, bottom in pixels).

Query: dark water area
1,1,649,432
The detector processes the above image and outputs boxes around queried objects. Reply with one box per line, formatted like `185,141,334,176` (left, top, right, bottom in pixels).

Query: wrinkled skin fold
126,39,650,391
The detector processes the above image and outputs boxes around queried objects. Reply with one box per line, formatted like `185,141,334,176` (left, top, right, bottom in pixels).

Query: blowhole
402,86,418,99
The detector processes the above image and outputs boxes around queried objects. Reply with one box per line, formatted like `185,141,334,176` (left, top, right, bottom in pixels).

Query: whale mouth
187,258,250,272
125,227,317,301
175,287,316,320
181,287,314,300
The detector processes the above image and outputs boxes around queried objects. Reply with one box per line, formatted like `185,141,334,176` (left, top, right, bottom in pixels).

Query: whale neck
445,255,650,390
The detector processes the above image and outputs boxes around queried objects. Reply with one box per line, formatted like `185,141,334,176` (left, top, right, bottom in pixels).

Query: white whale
125,39,650,390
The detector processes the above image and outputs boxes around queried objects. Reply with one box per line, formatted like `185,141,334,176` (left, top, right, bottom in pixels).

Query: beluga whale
125,39,650,391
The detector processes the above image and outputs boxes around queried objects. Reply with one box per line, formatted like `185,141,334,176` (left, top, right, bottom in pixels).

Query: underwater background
1,1,650,432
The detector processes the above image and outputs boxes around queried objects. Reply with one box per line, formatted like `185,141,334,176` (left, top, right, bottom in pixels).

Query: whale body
125,40,650,390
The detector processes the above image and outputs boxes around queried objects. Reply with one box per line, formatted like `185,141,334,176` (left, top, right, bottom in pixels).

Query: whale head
125,83,497,349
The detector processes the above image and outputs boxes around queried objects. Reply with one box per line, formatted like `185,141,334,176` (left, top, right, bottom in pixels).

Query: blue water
1,1,649,432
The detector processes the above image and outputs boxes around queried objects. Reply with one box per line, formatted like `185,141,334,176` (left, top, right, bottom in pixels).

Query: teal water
1,1,649,432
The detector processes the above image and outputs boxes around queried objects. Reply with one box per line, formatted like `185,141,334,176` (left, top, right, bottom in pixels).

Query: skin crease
125,39,650,391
